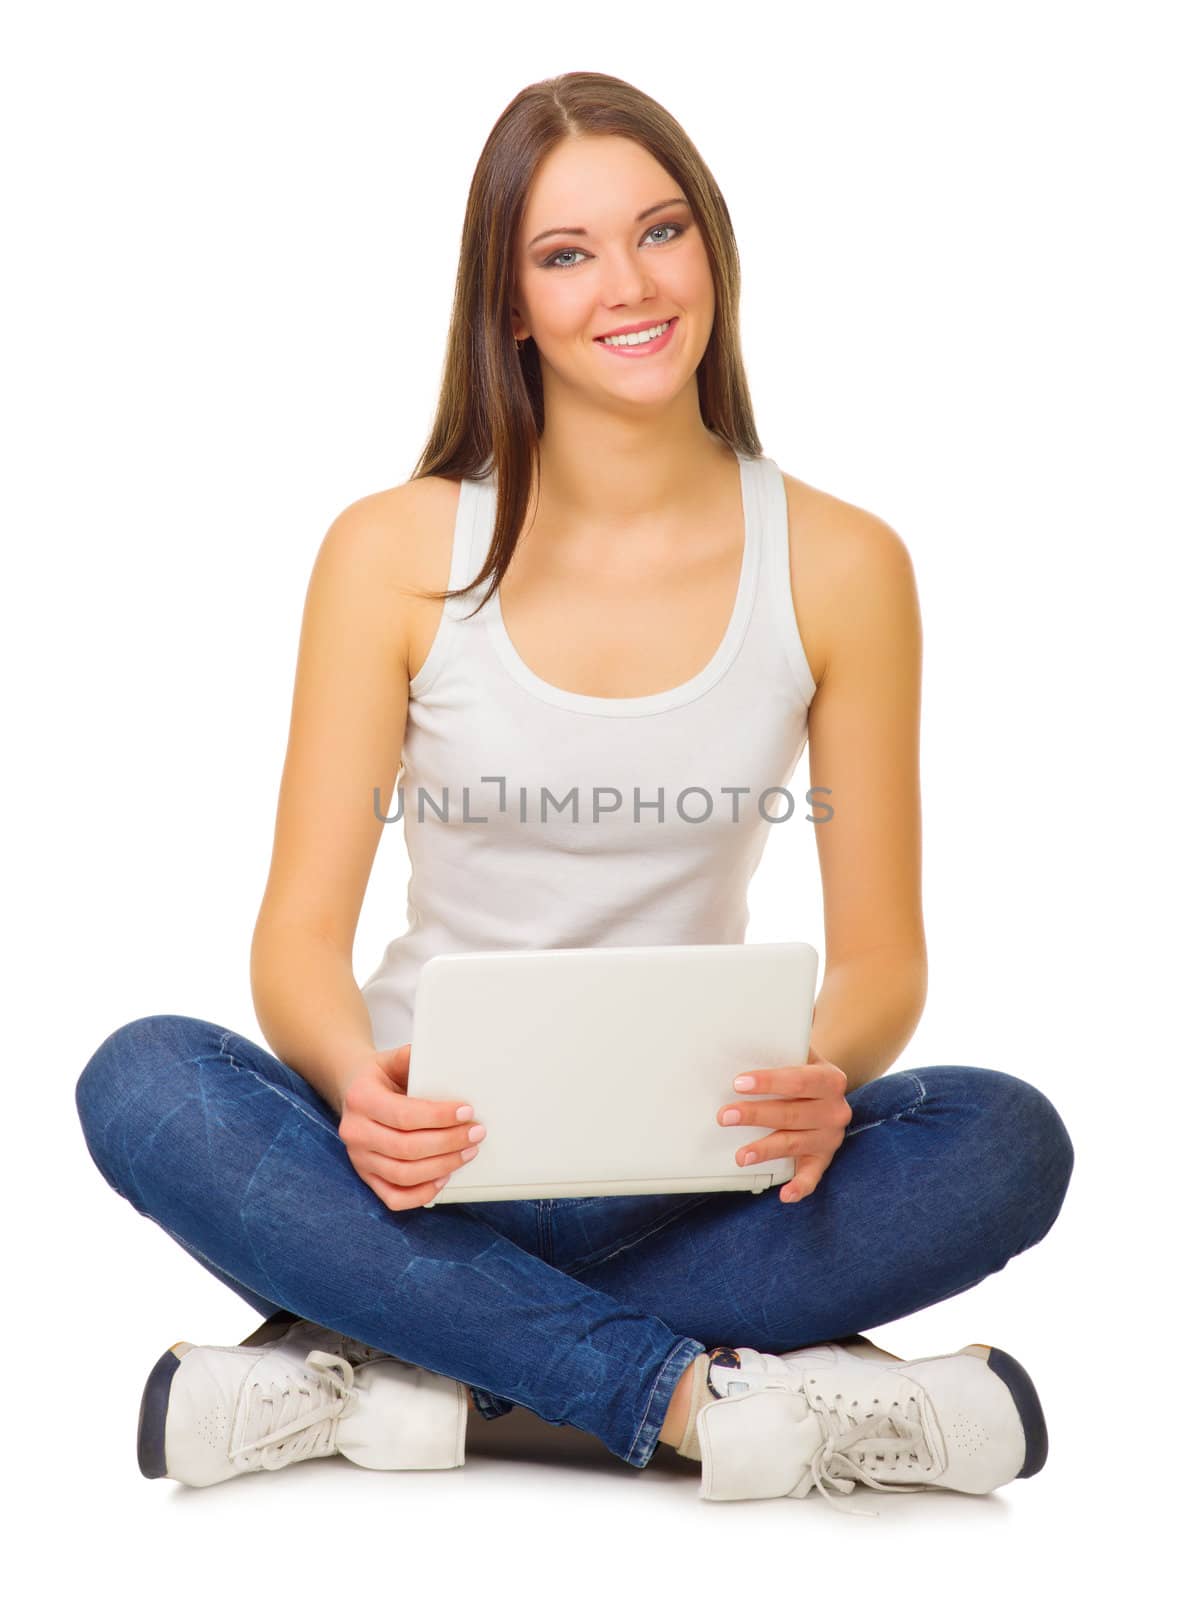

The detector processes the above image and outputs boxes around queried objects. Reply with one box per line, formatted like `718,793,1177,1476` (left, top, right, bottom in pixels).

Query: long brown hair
409,70,763,616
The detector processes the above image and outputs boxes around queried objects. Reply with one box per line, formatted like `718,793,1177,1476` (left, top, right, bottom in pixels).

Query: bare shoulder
329,473,459,584
324,474,463,679
779,470,919,690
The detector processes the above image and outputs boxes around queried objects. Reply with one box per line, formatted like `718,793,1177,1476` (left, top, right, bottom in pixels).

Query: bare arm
803,507,928,1091
249,486,419,1115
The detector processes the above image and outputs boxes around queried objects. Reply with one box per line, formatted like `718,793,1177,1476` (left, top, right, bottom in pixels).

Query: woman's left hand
716,1047,853,1203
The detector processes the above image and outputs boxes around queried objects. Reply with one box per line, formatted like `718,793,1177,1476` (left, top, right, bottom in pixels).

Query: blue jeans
74,1014,1074,1470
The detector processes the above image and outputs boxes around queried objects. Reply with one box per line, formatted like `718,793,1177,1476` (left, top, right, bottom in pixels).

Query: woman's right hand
336,1044,487,1211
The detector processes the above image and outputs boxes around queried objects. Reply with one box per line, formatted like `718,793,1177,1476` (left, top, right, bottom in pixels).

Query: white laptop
405,941,819,1205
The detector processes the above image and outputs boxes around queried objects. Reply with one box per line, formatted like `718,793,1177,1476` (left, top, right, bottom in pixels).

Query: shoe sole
835,1335,906,1361
137,1341,194,1480
238,1309,303,1349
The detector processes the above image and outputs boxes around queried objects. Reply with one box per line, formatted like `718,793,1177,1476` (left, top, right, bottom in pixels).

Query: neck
530,405,736,535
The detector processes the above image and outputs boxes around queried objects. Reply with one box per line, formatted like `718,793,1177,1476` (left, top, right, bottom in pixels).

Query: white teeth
600,320,671,346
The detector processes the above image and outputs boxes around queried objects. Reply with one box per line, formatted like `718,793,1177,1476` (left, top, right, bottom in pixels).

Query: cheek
524,274,594,336
675,262,714,317
674,240,714,303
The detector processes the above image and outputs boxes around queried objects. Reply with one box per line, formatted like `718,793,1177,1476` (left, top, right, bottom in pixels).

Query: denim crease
74,1013,1075,1471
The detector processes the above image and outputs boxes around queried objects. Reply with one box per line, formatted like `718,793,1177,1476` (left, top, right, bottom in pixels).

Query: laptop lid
405,941,819,1205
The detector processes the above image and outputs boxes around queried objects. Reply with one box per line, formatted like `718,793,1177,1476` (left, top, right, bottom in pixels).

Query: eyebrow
527,197,690,252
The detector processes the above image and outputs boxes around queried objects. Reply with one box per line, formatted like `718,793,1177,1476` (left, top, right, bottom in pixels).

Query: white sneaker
695,1340,1048,1516
137,1320,468,1487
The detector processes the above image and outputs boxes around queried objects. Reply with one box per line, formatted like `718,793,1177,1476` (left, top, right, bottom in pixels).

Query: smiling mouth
594,317,680,348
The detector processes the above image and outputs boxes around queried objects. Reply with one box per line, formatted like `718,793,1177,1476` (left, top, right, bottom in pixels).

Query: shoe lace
802,1385,940,1519
230,1349,356,1472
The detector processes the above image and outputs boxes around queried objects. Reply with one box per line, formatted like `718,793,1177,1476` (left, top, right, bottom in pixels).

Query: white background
5,0,1193,1590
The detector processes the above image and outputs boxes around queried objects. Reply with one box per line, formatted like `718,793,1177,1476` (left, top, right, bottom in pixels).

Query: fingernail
733,1075,754,1090
468,1124,487,1143
461,1146,478,1162
456,1105,475,1122
435,1176,449,1189
720,1109,741,1125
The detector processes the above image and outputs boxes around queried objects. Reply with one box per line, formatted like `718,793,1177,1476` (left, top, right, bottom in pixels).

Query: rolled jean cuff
468,1332,707,1466
626,1334,709,1470
469,1386,515,1420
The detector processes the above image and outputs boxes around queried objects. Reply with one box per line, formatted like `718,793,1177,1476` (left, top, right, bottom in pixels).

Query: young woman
75,72,1074,1513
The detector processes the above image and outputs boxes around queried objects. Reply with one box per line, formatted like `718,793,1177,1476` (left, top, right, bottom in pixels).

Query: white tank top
360,451,818,1050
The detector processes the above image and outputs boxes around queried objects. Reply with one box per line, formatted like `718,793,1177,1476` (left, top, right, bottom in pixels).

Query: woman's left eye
543,221,687,270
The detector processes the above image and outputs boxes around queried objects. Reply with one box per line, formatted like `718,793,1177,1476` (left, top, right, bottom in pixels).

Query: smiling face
510,134,715,406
